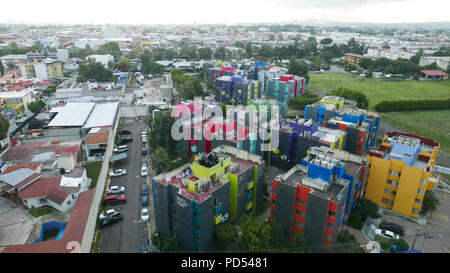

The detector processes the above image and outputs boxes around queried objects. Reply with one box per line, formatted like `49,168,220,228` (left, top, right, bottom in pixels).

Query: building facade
365,132,440,219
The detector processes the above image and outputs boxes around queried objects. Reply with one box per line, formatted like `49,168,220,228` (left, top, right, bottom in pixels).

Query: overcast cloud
0,0,448,25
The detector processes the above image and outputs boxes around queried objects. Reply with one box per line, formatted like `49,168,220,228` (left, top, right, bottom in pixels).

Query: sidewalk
343,225,369,247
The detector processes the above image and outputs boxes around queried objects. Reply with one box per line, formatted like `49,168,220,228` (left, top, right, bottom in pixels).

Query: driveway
0,199,34,250
99,120,149,253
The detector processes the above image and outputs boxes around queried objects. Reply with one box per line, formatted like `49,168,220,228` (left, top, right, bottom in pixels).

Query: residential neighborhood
0,0,449,260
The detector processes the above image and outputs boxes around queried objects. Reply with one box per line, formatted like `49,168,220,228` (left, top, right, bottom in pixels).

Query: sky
1,0,449,25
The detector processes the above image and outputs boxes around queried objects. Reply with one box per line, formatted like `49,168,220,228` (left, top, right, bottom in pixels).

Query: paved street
99,120,149,253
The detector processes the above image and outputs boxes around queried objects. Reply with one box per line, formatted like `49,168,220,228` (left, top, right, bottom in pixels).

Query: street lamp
411,226,421,250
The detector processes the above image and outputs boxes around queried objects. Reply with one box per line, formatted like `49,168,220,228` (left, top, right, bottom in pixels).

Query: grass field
82,162,102,189
309,74,450,109
29,207,53,218
382,110,450,155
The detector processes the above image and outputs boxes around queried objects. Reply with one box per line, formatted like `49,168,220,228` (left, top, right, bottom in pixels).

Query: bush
329,88,369,109
347,211,364,229
375,235,409,253
375,98,450,112
289,96,321,110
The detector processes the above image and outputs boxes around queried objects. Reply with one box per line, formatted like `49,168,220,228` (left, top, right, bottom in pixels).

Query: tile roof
420,70,448,76
3,163,41,174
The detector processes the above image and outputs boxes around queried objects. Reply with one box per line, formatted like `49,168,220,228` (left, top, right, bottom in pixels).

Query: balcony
246,181,254,191
214,214,222,225
247,191,253,200
214,202,223,214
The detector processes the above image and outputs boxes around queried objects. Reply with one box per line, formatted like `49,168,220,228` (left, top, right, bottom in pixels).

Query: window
326,234,333,241
195,224,200,230
327,223,334,229
195,235,200,242
417,189,425,195
386,179,392,185
294,220,304,229
382,198,394,206
412,208,419,214
302,200,307,206
415,198,422,204
295,209,301,216
420,179,427,185
328,210,336,217
67,200,71,206
392,181,399,187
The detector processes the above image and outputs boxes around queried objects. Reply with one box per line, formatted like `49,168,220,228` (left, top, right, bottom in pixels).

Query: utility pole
411,226,421,250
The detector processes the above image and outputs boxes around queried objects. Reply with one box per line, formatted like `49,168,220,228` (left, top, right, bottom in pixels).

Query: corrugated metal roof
82,102,119,129
48,102,95,127
0,168,37,187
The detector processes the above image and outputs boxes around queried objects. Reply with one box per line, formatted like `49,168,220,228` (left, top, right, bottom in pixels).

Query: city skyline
1,0,449,25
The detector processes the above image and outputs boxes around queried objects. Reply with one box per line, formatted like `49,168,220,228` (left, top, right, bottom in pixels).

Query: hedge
290,96,321,110
375,98,450,112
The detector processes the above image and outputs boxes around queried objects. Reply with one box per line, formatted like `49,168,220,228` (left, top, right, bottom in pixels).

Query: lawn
82,162,103,189
29,207,53,218
382,110,450,155
308,73,450,110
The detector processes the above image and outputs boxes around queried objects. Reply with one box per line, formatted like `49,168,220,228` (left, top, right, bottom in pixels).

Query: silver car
106,186,126,195
109,169,127,177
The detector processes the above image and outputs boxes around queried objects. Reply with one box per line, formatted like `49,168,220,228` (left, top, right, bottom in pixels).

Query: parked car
142,137,147,144
142,195,149,207
100,214,123,228
113,145,128,153
375,229,400,240
118,137,132,145
103,194,127,206
142,147,147,156
142,160,148,168
119,129,131,135
142,131,147,138
141,185,149,196
99,208,120,220
379,222,405,236
109,169,127,177
106,186,126,195
141,238,150,253
141,167,148,177
141,208,149,222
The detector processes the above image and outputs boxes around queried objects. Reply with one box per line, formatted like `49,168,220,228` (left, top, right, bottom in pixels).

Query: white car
113,145,128,153
141,167,148,177
142,137,147,144
99,209,119,220
142,131,147,138
375,229,400,240
106,186,126,195
141,208,149,222
109,169,127,177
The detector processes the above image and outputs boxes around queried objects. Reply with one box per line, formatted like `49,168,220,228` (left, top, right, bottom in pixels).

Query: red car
103,194,127,206
119,129,131,135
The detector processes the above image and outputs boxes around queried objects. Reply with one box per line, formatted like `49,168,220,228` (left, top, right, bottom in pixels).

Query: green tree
358,197,380,220
77,61,116,83
288,58,310,84
149,110,177,155
152,147,170,174
142,60,165,75
329,88,370,109
237,215,271,252
320,38,333,45
114,58,135,72
96,42,122,60
421,191,440,215
27,100,46,113
198,47,212,60
0,114,10,140
6,62,18,70
358,58,375,70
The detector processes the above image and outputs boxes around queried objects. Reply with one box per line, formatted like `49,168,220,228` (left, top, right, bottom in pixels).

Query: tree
0,60,4,76
152,147,170,174
198,47,212,60
320,38,333,45
96,42,122,60
77,61,116,83
114,58,134,72
236,215,271,252
149,110,177,155
358,197,380,220
288,58,310,84
6,62,18,70
421,191,440,215
27,100,46,113
142,60,165,75
0,114,10,140
329,88,370,110
152,231,181,252
358,58,375,70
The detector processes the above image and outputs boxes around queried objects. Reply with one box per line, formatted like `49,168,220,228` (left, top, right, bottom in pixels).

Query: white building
419,56,450,70
86,54,114,68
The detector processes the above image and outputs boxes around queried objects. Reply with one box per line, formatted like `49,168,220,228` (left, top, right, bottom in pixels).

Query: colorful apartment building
265,75,305,104
214,75,262,104
152,145,265,252
270,150,350,247
365,132,440,219
305,96,380,155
